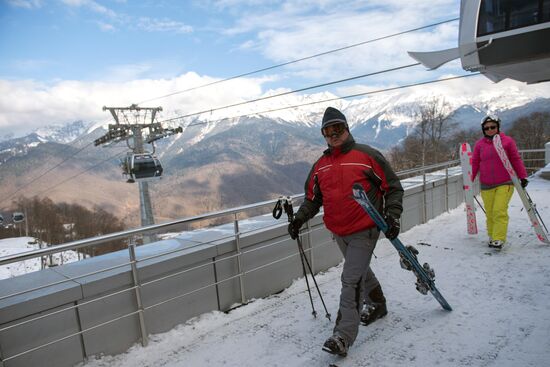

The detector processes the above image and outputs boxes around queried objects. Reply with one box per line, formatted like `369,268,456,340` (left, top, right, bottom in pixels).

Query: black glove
384,215,400,240
288,215,304,240
521,178,528,188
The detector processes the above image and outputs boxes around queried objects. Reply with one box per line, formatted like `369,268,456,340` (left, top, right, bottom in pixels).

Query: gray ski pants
332,227,381,345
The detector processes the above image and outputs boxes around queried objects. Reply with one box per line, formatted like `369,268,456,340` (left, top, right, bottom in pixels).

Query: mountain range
1,86,549,226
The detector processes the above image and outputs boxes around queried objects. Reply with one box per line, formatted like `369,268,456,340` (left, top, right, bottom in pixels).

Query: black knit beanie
321,107,348,130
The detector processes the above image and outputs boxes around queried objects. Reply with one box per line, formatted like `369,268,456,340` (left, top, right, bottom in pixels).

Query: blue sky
0,1,460,82
1,0,549,137
1,0,265,81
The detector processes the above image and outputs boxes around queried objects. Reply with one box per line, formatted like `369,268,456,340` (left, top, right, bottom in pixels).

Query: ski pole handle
272,198,283,219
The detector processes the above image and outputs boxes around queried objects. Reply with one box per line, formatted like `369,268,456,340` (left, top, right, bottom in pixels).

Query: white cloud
59,0,192,33
6,0,42,9
96,21,116,32
3,0,550,138
0,73,265,137
136,17,193,34
61,0,117,18
2,70,550,138
220,0,461,85
103,63,154,82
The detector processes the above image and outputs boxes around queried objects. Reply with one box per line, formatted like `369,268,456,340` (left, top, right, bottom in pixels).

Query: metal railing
0,153,542,366
0,222,334,364
519,148,545,174
0,160,462,269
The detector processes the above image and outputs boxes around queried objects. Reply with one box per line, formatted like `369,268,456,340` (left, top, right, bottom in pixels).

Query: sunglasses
322,124,346,138
483,125,498,131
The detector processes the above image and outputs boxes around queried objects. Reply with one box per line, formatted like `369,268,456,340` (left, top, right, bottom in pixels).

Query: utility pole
94,104,182,244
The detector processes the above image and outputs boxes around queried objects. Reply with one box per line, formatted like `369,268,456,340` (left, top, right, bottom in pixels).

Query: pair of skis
459,137,549,243
352,184,453,311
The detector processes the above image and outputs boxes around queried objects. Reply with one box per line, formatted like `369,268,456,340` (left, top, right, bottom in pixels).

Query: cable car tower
94,104,181,236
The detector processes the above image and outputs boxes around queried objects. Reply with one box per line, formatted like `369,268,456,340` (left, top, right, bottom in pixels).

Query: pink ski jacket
471,132,527,189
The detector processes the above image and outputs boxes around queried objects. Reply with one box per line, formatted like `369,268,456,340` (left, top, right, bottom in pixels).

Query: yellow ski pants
480,185,514,242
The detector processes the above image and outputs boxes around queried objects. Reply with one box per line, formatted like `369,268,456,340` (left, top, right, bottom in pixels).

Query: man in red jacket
289,107,404,356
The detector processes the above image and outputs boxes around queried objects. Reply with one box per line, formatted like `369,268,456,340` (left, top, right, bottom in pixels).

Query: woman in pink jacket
471,116,528,249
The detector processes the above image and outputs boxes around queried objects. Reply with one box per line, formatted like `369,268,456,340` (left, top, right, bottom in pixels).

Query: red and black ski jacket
296,135,403,237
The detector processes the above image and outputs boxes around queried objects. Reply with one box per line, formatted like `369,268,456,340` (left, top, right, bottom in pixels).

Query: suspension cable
137,17,459,104
160,63,421,123
33,149,127,197
0,141,95,205
182,74,479,128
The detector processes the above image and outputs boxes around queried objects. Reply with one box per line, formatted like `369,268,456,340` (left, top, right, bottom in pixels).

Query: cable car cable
182,73,480,129
0,141,95,205
1,19,461,199
0,19,459,199
137,17,459,105
159,62,421,124
4,74,480,201
33,149,128,198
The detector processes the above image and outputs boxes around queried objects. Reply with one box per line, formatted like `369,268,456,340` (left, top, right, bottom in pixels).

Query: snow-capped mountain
1,84,548,224
153,85,550,152
0,121,94,167
34,120,92,144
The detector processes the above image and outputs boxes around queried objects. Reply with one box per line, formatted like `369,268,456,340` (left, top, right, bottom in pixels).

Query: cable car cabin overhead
122,153,163,183
408,0,550,84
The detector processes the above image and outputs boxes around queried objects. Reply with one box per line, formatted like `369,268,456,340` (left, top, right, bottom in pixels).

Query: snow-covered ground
0,237,80,279
75,173,550,367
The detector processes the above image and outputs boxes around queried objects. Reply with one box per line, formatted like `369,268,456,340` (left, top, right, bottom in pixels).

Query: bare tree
412,96,455,165
389,96,456,170
507,112,550,174
507,112,550,150
4,196,126,256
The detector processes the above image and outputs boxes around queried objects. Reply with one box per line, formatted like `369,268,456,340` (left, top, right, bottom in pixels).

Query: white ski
460,142,478,234
493,134,549,244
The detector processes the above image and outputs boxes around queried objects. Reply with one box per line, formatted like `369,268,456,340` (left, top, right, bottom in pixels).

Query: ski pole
273,197,331,320
297,236,317,318
295,236,331,321
273,197,316,317
524,190,549,233
280,197,331,321
473,196,486,214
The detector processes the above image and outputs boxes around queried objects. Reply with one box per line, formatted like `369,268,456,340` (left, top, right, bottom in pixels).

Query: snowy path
82,175,550,367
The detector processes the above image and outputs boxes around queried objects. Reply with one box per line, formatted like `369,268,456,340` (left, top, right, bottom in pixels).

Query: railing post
545,142,550,165
445,166,449,212
128,243,148,347
234,213,246,304
422,170,427,223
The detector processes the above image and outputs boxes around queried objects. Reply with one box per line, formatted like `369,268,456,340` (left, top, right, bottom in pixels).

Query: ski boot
322,334,349,357
489,240,505,249
360,285,387,326
361,302,387,326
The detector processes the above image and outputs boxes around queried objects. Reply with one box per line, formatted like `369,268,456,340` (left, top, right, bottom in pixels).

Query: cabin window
478,0,550,36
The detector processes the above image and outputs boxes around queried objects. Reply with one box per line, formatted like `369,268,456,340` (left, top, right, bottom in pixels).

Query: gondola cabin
12,212,25,223
408,0,550,84
122,153,163,183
